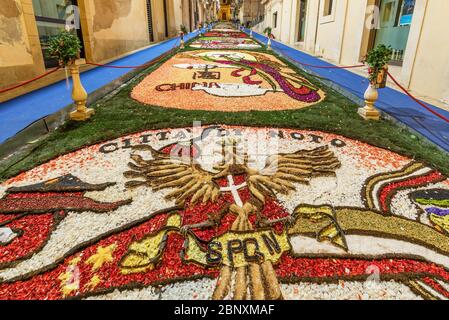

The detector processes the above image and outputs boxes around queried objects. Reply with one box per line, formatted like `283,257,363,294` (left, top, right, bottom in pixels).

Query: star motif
86,244,117,271
69,256,81,266
86,275,102,290
58,266,80,297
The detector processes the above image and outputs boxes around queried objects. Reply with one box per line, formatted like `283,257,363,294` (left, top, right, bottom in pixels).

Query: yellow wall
0,0,45,89
166,0,184,37
218,2,231,21
0,0,219,97
79,0,150,62
151,0,168,42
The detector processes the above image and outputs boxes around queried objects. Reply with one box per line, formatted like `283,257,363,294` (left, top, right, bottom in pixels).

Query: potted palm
180,24,188,49
263,27,273,49
48,30,94,121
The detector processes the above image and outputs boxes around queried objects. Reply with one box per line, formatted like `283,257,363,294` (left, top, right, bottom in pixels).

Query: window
374,0,416,65
273,12,278,28
33,0,72,20
382,2,393,22
146,0,154,42
32,0,84,68
297,0,307,42
323,0,334,16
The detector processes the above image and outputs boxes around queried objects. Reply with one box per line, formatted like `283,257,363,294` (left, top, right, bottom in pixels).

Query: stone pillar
69,59,94,121
358,84,381,121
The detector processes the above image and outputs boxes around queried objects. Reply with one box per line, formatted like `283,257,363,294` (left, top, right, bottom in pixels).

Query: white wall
251,0,449,104
404,0,449,102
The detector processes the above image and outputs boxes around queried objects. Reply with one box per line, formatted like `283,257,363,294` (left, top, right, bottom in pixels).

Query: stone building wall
0,0,45,89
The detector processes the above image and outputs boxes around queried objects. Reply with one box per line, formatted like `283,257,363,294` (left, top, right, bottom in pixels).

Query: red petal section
422,277,449,298
276,255,449,282
285,79,312,95
231,68,245,77
379,171,444,212
0,213,56,267
0,213,217,300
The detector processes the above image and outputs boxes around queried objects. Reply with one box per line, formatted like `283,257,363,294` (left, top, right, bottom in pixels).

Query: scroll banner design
120,214,291,274
120,205,449,277
184,229,291,268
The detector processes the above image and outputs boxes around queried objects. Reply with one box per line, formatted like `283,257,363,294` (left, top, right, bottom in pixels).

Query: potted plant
365,44,392,89
358,44,392,121
47,30,93,121
47,30,82,67
263,27,272,37
180,24,188,48
263,27,273,49
180,24,188,34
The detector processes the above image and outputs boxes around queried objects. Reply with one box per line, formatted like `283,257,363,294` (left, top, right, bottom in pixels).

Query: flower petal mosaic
1,125,449,300
132,29,325,112
2,24,448,301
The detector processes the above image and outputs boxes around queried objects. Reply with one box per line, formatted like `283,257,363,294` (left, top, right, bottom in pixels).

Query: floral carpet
1,25,449,300
132,25,323,112
189,27,262,50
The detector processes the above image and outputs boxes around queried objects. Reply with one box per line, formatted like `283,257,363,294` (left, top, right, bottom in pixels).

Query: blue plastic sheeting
0,30,201,144
246,29,449,153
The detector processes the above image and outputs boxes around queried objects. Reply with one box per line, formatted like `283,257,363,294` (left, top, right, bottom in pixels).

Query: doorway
163,0,169,38
32,0,84,68
297,0,307,42
373,0,416,65
146,0,154,42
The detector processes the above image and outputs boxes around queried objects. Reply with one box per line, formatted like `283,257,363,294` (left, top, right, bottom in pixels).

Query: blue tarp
246,29,449,153
0,30,201,144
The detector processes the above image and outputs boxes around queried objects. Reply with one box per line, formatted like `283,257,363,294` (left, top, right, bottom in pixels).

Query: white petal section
85,278,419,300
290,235,449,269
281,281,420,300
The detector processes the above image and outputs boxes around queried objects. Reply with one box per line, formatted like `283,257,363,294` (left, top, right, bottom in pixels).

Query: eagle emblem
122,137,341,300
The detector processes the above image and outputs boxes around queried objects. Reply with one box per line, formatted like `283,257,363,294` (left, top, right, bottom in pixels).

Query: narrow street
1,18,449,302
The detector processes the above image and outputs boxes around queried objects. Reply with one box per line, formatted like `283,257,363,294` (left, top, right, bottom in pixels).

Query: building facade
218,0,232,20
0,0,212,97
251,0,449,106
239,0,264,26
